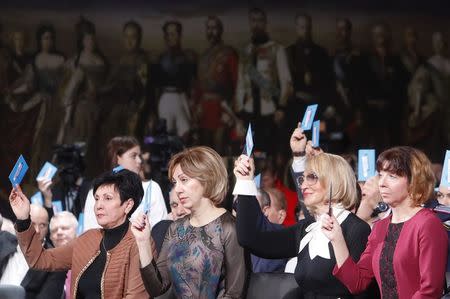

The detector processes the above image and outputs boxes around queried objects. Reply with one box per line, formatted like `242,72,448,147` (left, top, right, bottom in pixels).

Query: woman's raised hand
9,185,31,220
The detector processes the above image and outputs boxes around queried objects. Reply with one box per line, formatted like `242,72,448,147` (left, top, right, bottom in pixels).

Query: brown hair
168,146,228,206
265,188,287,211
376,146,435,206
106,136,140,169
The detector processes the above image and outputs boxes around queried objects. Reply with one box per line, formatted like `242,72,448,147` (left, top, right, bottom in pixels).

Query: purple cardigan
333,208,448,299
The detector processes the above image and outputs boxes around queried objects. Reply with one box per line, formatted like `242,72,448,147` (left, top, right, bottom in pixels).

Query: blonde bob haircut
168,146,228,206
305,153,357,210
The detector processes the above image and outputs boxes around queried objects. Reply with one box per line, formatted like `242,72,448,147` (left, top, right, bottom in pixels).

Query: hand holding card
244,123,254,157
312,120,320,148
440,150,450,188
301,104,318,131
9,155,29,187
8,185,31,220
358,149,376,182
36,162,58,181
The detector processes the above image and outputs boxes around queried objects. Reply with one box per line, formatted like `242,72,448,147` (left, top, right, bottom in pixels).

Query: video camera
53,143,86,186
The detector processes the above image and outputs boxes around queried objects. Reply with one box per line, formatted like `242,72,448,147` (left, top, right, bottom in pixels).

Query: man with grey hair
49,211,78,248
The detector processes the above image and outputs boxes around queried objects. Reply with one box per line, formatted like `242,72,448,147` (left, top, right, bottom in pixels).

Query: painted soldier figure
364,23,408,150
235,8,292,155
195,16,238,154
154,20,197,141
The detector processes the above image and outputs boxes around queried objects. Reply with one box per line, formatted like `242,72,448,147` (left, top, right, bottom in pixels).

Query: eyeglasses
437,192,450,200
297,173,319,187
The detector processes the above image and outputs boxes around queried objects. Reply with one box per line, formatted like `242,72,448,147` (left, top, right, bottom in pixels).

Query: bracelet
292,151,306,157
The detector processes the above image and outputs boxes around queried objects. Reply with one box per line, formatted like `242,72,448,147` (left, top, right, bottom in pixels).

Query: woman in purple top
322,146,448,298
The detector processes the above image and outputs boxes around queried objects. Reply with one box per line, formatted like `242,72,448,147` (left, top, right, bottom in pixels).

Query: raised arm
233,155,310,259
132,213,170,297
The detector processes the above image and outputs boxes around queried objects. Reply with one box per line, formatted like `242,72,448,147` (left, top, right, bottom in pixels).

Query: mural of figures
95,20,151,174
154,20,197,140
6,24,66,179
195,16,238,155
235,8,292,156
364,23,408,151
60,17,109,172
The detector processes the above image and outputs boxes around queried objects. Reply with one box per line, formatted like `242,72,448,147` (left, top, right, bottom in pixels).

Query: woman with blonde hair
232,126,371,298
131,146,246,298
322,146,448,298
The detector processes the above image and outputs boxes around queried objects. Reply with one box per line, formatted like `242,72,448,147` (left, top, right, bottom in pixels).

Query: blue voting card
113,165,124,173
254,173,261,189
9,155,29,187
244,123,254,156
77,213,84,236
30,192,43,206
52,200,63,213
36,162,57,181
440,150,450,188
358,149,376,182
142,182,152,215
301,104,318,131
312,120,320,147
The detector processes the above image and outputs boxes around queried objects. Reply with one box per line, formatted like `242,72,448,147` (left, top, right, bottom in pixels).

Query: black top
150,219,173,254
236,195,371,297
380,222,404,299
77,220,129,299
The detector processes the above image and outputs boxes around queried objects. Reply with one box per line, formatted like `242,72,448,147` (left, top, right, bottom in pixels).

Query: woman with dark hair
83,136,167,231
131,146,246,298
9,169,149,298
322,146,448,298
7,23,65,178
61,17,109,170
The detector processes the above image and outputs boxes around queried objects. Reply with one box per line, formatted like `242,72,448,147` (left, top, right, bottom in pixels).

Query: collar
299,205,350,260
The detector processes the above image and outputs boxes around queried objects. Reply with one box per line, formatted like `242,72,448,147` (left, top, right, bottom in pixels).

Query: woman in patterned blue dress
131,146,246,299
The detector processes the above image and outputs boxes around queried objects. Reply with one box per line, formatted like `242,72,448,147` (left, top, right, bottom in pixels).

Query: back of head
168,146,228,207
306,153,357,210
93,169,144,216
265,188,287,211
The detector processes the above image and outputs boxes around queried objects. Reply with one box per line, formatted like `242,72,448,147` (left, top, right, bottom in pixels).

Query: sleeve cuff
15,217,31,232
232,179,258,196
292,156,306,173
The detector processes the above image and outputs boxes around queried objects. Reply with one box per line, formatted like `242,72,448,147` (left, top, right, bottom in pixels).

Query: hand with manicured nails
233,155,255,180
321,213,345,243
130,213,151,243
290,123,307,154
9,185,30,220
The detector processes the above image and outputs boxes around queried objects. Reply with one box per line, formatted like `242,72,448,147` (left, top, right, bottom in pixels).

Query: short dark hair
206,16,224,35
295,13,312,25
92,169,143,216
249,7,267,21
162,20,182,35
36,23,56,53
337,18,352,31
123,20,143,47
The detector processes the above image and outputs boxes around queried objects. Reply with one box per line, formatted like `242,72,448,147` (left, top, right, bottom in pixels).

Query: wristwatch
371,201,389,218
